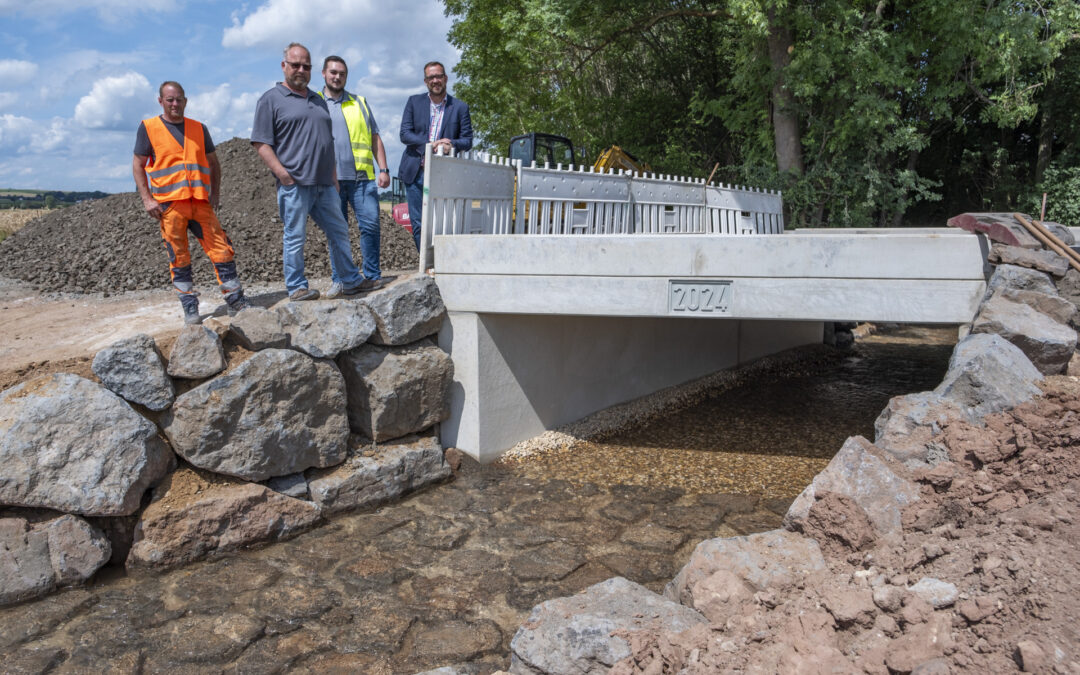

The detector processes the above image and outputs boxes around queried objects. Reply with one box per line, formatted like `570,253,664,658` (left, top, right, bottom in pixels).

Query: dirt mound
0,138,417,294
613,376,1080,673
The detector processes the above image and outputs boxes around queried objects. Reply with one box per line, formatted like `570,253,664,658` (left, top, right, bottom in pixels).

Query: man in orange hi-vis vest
133,81,250,325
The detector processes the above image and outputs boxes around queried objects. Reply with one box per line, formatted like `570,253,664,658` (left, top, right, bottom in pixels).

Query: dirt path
1,275,317,391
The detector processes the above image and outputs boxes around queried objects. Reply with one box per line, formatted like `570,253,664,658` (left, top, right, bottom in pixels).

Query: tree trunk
891,149,920,227
766,7,804,176
1035,106,1053,185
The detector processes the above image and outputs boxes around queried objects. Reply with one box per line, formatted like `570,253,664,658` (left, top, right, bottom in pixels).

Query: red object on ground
392,203,412,233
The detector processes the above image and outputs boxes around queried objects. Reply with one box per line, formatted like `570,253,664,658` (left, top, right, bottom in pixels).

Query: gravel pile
0,138,418,294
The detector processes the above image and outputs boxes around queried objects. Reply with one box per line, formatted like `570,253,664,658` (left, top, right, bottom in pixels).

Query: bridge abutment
439,311,823,462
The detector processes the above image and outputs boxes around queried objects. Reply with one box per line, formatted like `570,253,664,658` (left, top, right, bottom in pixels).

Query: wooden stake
1012,212,1080,273
706,163,720,186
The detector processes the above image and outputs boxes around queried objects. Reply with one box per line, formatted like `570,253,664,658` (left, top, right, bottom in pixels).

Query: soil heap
0,138,418,294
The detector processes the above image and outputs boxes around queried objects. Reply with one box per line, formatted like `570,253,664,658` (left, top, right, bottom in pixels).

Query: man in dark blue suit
397,61,473,251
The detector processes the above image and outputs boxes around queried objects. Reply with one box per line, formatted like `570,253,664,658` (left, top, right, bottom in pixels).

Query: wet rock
508,542,585,581
161,349,349,481
151,613,264,663
126,467,321,571
365,275,446,345
666,529,826,605
228,306,288,350
874,391,969,466
908,577,958,608
408,618,502,664
277,299,375,359
0,515,110,606
934,333,1044,419
988,243,1070,277
91,333,174,410
336,340,453,441
510,577,706,675
166,325,226,379
0,374,172,516
971,291,1076,375
306,436,450,515
618,522,687,552
785,436,919,537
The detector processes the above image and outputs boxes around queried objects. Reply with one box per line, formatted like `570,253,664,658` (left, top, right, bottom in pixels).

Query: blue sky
0,0,459,192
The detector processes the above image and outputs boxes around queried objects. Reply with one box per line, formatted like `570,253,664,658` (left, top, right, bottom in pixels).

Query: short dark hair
423,61,445,74
158,81,185,97
323,55,347,72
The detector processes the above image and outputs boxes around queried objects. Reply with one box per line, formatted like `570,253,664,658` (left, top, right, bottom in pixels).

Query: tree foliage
443,0,1080,227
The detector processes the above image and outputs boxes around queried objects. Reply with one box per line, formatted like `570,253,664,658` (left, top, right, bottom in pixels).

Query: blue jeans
337,178,381,281
277,183,362,293
405,169,424,251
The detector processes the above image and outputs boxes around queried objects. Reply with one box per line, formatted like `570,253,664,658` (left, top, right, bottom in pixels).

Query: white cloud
186,84,263,141
74,72,155,131
0,114,37,152
0,59,38,87
0,92,18,111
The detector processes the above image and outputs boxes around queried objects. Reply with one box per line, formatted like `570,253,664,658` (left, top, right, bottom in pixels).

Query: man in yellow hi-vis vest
133,80,250,325
320,56,391,298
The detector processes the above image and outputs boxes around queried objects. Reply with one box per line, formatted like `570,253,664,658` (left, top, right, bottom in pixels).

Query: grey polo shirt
251,83,336,186
324,91,380,182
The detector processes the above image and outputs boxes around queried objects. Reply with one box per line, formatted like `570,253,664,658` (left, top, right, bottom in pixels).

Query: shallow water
0,326,956,674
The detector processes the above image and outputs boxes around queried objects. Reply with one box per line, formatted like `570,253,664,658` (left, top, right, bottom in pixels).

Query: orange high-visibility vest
142,116,211,203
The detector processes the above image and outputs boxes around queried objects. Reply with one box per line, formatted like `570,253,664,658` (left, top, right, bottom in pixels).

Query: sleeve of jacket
399,96,428,147
452,101,473,153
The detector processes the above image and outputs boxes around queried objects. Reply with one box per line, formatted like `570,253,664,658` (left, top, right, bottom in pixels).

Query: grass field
0,209,51,242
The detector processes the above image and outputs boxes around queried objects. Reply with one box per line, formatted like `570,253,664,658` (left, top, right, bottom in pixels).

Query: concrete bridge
417,149,991,462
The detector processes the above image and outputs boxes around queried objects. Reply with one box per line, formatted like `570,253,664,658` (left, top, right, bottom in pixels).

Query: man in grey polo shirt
251,42,364,301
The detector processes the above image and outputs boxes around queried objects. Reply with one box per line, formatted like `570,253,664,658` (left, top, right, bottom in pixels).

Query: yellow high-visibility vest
321,91,376,180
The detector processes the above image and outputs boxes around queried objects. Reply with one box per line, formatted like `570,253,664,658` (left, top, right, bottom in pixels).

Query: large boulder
665,529,826,606
365,276,446,346
228,307,288,350
91,333,174,410
161,349,349,481
277,300,375,359
874,391,968,466
126,467,321,571
784,436,919,537
336,340,453,441
167,325,226,379
0,515,110,606
934,333,1044,419
982,264,1056,302
306,435,450,515
970,292,1075,375
0,374,173,516
987,243,1069,277
510,577,706,675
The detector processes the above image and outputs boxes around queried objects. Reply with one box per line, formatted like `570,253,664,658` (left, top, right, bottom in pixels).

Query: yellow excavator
508,132,650,174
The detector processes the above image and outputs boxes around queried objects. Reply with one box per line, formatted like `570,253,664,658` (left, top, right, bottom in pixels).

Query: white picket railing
417,145,784,271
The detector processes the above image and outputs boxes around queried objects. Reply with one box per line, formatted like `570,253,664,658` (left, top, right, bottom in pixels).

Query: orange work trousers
158,199,239,295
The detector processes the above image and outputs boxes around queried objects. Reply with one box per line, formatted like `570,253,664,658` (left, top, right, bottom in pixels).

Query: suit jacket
397,93,473,184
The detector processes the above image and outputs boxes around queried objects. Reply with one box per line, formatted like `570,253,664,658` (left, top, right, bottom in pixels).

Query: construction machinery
508,132,650,173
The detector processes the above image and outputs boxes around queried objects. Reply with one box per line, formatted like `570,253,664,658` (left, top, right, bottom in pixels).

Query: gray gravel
0,139,418,295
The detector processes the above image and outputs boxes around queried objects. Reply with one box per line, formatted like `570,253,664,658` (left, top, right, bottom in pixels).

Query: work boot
324,281,344,299
289,287,320,302
225,290,251,316
344,278,384,295
180,294,202,325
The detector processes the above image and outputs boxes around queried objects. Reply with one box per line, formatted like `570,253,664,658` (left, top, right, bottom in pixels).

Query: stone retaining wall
0,275,454,604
